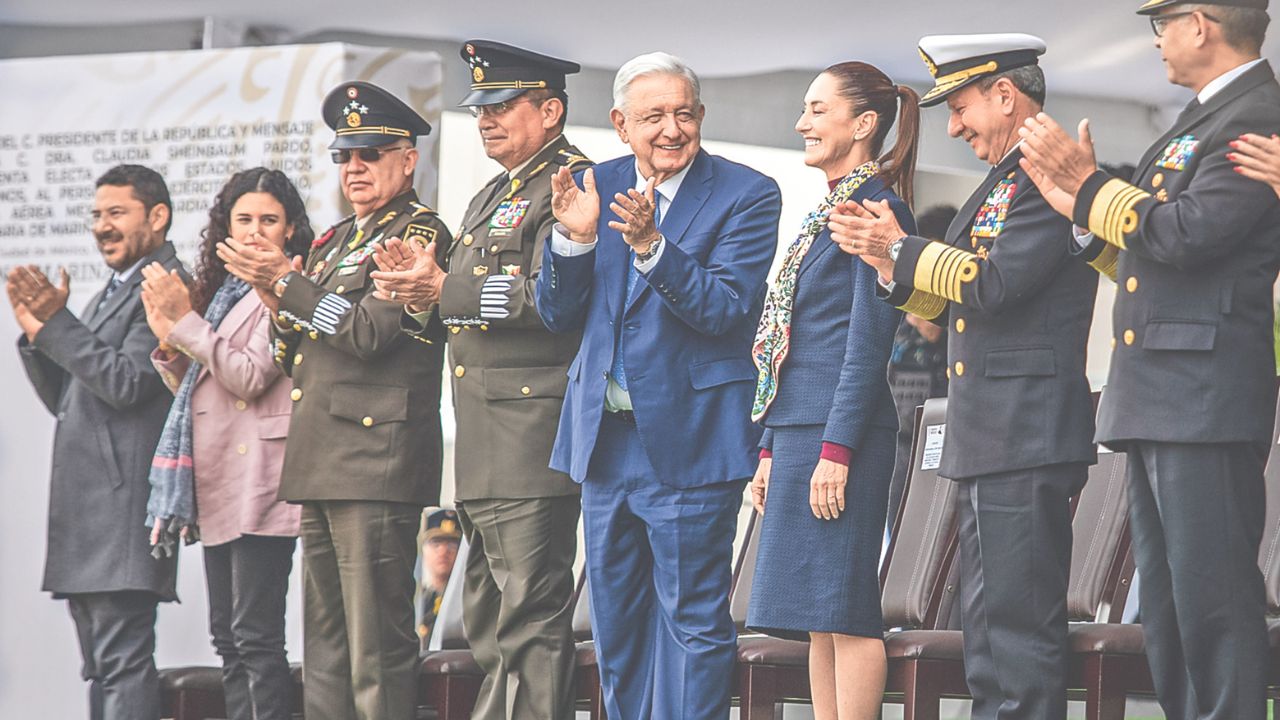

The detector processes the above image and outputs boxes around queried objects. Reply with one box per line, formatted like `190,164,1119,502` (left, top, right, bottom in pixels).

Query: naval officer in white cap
829,33,1101,720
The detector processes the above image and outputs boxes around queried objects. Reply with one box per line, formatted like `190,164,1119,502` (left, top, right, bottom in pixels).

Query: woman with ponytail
747,62,920,719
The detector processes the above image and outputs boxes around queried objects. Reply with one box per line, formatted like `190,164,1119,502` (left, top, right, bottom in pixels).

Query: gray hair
1185,3,1269,54
611,52,702,111
976,64,1046,108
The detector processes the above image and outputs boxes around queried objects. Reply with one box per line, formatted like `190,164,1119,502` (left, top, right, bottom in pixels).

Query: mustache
95,230,123,244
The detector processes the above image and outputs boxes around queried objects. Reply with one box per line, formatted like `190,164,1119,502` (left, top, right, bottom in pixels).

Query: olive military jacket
1075,61,1280,447
272,189,450,505
406,135,591,500
882,148,1099,480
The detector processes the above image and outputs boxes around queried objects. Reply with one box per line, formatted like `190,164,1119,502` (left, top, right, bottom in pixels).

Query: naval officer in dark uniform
1021,2,1280,716
372,41,590,720
219,81,451,720
830,35,1100,720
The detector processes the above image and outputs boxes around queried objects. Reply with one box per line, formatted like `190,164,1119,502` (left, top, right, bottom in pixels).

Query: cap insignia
347,86,359,99
474,67,485,82
919,48,938,78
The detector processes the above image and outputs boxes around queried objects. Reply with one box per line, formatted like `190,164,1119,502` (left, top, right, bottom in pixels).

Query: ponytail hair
822,62,922,209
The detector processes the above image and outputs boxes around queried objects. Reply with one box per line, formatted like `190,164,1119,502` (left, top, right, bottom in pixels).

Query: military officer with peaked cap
1021,0,1280,715
372,40,590,720
219,80,451,720
830,34,1100,719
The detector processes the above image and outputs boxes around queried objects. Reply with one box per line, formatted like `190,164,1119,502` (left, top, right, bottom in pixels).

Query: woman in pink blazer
142,168,311,720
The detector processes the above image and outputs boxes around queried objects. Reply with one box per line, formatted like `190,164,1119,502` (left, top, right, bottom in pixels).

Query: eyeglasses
1150,10,1219,37
330,146,411,164
467,97,537,118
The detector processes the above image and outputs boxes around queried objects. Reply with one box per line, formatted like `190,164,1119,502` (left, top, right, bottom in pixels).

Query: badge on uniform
404,223,438,247
490,199,531,229
1156,135,1198,171
971,179,1016,239
337,244,377,273
500,264,522,276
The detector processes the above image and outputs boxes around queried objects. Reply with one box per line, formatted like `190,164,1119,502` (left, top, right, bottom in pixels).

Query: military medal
491,198,531,229
971,179,1016,239
1156,135,1198,172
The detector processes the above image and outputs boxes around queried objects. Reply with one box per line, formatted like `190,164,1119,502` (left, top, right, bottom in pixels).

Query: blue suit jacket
537,149,782,488
759,177,911,453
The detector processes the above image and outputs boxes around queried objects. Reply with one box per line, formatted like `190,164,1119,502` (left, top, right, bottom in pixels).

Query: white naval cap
917,33,1047,107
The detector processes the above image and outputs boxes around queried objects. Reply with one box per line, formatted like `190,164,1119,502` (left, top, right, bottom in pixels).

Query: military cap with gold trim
423,508,462,542
917,33,1047,107
1136,0,1266,14
322,81,432,150
458,39,581,107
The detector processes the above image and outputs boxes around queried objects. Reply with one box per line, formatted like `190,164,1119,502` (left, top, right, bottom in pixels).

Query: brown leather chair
159,666,225,720
735,398,961,720
881,446,1133,720
571,573,606,720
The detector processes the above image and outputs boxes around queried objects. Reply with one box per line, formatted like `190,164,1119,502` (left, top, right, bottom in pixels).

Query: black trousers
204,534,297,720
954,462,1086,720
1126,441,1269,720
67,590,161,720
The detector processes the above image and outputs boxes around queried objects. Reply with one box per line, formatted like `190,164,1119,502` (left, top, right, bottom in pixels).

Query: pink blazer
152,292,300,546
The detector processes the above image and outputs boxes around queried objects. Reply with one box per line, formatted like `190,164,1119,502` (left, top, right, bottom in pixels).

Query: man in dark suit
219,82,451,720
7,164,182,720
1021,2,1280,716
536,52,781,720
373,40,592,720
831,35,1100,720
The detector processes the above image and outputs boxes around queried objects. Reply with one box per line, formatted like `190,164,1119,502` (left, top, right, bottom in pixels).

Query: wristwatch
272,272,294,299
636,235,664,264
887,238,905,262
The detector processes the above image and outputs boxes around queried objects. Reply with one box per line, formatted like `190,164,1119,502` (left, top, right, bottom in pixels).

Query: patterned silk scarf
146,275,251,558
751,161,880,421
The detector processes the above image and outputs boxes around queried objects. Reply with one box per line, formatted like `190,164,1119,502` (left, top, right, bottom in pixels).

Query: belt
605,409,636,424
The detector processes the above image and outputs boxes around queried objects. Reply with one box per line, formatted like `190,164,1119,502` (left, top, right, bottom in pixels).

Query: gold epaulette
554,149,592,169
410,201,438,217
1087,179,1150,250
898,290,949,321
1088,244,1120,281
912,242,980,304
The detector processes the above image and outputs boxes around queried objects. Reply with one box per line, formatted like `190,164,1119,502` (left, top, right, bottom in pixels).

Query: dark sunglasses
1150,10,1219,37
330,146,411,164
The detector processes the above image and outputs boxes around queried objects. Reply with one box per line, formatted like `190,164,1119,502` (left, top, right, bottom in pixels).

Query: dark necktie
96,276,122,313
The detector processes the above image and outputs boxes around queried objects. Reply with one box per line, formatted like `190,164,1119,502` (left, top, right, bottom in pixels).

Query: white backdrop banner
0,43,441,718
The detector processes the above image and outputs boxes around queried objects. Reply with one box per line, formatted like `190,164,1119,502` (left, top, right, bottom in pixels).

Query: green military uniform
274,80,450,720
406,40,589,720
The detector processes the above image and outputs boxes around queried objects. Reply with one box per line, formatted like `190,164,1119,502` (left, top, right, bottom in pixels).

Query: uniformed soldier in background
219,81,451,720
372,41,590,720
1021,1,1280,715
417,508,462,650
829,35,1099,720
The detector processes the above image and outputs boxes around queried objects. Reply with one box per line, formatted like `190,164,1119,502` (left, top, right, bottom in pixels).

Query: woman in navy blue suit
748,62,919,720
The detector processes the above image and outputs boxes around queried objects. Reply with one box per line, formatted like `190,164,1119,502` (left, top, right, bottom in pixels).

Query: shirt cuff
634,236,666,274
406,308,432,327
878,277,897,293
1072,225,1095,250
759,448,773,460
551,224,597,256
821,442,852,466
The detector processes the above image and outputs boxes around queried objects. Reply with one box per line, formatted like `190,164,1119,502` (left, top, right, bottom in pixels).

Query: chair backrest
571,571,594,643
728,510,761,631
881,397,958,630
427,536,471,651
1065,450,1131,622
1260,402,1280,615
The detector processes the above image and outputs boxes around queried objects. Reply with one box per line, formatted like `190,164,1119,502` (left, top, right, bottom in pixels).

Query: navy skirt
747,423,896,640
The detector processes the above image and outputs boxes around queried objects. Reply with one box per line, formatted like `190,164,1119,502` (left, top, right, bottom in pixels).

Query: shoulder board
410,201,438,217
376,210,399,226
554,149,593,169
522,161,552,182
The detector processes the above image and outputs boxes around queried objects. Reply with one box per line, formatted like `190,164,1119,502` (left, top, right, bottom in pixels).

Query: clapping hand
1019,114,1097,219
828,199,905,281
551,166,600,244
7,265,69,323
4,268,45,341
139,262,192,343
216,232,292,291
1229,133,1280,200
370,237,445,312
608,177,661,255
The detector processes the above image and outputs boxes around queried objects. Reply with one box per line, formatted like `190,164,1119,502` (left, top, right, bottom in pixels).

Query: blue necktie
611,190,664,391
96,276,122,313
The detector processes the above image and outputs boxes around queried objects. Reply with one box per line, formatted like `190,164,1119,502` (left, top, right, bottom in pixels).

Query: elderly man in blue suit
537,52,782,720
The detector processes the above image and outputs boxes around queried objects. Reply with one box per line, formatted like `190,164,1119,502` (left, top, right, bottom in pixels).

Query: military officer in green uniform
219,81,451,720
372,41,590,720
417,508,462,650
1021,1,1280,715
